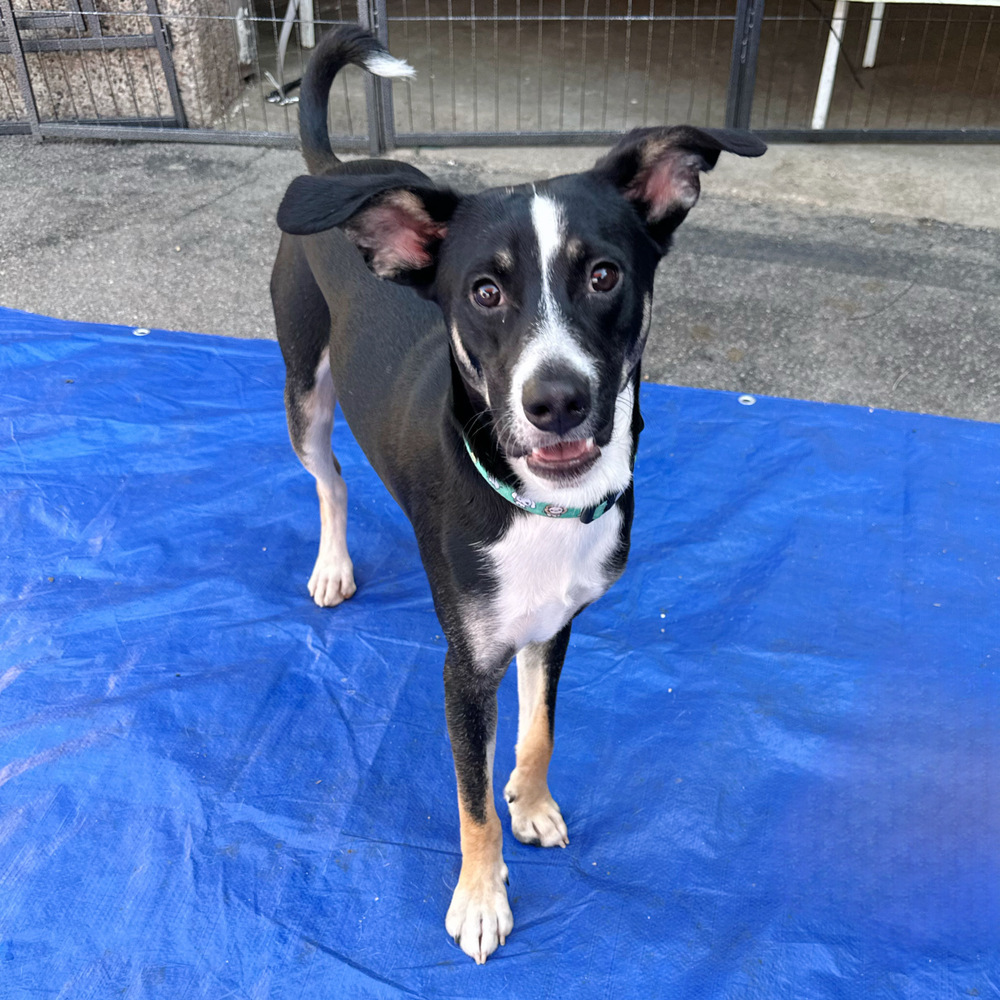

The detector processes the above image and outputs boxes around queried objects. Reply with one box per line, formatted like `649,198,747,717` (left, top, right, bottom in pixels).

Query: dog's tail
299,24,414,175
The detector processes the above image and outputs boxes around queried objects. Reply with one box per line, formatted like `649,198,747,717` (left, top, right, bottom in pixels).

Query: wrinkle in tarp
1,307,998,999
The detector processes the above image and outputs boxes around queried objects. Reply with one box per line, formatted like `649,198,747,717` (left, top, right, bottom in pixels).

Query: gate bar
0,33,158,53
146,0,188,129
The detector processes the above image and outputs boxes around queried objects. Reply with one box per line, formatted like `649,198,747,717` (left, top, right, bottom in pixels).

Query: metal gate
0,0,188,138
2,0,998,144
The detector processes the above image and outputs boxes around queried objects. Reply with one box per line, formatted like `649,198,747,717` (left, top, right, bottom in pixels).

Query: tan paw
504,776,569,848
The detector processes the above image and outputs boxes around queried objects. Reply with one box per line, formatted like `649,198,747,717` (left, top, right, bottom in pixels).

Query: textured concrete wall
0,0,241,127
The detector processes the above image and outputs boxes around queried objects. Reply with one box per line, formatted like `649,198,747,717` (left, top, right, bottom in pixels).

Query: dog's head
278,127,765,502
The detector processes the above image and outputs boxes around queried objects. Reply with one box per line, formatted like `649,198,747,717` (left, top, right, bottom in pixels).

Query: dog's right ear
277,173,461,284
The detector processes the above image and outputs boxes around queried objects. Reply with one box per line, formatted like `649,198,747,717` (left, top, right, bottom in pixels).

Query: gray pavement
1,136,998,423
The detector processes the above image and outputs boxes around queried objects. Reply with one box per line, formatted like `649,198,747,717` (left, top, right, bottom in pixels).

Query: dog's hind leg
503,623,571,848
285,348,357,607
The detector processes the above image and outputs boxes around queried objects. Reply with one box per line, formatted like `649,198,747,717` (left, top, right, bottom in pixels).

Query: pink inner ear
628,150,704,222
349,193,447,277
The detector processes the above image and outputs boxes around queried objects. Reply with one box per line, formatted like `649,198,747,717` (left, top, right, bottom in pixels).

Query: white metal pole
300,0,316,48
862,2,885,68
811,0,850,129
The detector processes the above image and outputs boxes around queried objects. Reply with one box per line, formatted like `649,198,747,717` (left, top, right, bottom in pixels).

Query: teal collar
461,432,626,523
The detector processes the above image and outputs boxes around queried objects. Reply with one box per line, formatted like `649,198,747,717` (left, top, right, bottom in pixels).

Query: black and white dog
272,25,765,964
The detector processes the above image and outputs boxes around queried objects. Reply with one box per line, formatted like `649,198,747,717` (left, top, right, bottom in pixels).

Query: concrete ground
1,136,998,423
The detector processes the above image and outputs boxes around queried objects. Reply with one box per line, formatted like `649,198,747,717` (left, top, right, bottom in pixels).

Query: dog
271,25,765,964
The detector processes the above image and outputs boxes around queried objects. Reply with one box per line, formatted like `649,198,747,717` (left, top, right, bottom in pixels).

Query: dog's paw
445,863,513,965
307,553,356,607
504,776,569,848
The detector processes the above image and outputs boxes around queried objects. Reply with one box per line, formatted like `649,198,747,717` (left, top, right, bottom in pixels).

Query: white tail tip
363,52,416,79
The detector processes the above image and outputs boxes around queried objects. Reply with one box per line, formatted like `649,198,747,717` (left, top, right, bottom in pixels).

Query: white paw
504,778,569,848
307,553,356,607
445,864,513,965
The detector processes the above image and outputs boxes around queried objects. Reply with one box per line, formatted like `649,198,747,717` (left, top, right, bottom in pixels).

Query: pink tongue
533,440,591,462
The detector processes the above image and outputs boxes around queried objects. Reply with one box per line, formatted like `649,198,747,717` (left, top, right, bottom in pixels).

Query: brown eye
472,280,502,308
590,263,619,293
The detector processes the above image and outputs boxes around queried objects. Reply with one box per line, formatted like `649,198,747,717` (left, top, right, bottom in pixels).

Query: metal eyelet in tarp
1,306,997,999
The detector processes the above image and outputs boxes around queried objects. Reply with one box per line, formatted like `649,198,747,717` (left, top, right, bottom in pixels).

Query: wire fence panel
752,0,1000,134
213,7,368,142
384,0,736,139
1,0,998,143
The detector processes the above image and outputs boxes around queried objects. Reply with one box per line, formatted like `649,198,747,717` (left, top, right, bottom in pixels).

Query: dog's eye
590,264,619,293
472,281,502,308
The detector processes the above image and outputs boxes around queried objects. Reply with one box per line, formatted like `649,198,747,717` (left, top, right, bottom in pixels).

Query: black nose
522,369,591,435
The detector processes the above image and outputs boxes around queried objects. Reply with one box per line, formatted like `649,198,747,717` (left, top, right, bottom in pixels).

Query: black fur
271,25,765,962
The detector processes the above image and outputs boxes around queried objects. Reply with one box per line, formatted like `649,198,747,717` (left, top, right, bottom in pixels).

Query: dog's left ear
277,172,461,285
591,126,766,248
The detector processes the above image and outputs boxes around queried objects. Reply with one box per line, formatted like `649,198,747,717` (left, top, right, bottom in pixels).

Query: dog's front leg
443,649,512,964
504,623,571,848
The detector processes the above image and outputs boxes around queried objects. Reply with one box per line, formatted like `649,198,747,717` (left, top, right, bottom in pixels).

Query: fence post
726,0,764,130
357,0,396,154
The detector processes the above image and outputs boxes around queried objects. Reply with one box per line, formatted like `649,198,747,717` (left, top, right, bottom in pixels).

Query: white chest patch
472,507,623,662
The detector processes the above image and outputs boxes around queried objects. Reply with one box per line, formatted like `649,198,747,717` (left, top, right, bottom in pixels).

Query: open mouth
525,437,601,479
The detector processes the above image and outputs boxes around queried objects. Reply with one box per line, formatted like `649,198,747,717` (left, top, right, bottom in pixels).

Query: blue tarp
1,305,998,999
